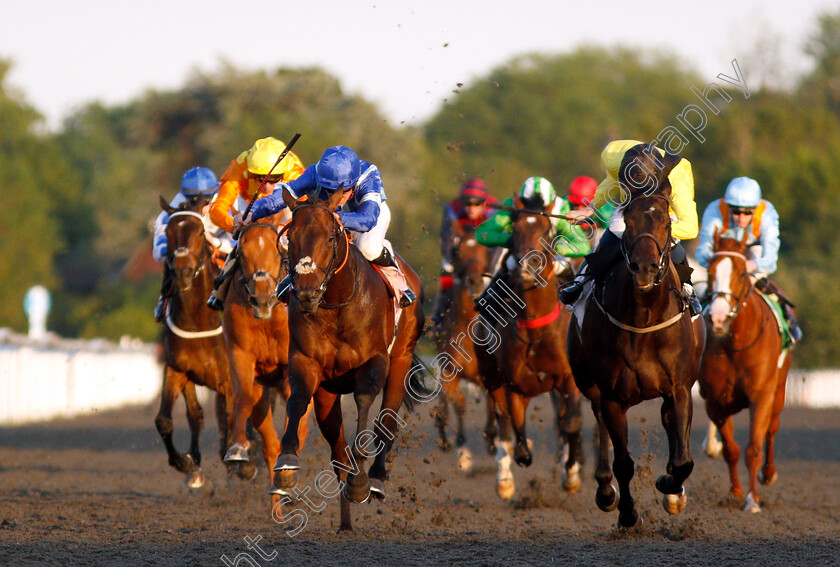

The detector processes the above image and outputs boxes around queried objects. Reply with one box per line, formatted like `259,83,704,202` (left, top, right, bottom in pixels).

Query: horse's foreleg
344,358,387,504
182,382,206,488
602,398,637,527
716,415,742,498
656,387,693,515
224,350,257,465
276,360,319,472
744,397,774,513
483,393,499,455
487,385,515,499
590,398,617,513
155,366,190,473
762,365,789,487
509,391,532,467
433,382,452,452
244,385,281,503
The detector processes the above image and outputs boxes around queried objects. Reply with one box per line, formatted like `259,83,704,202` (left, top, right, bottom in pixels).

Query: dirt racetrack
2,386,839,566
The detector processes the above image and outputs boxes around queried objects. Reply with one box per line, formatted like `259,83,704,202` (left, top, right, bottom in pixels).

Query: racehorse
221,210,311,505
566,148,706,527
698,230,792,513
273,188,426,532
432,223,496,470
475,197,584,500
154,197,232,488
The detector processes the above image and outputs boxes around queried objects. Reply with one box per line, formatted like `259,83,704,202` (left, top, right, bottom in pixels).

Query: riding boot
371,247,416,308
154,296,166,322
683,283,703,317
782,304,803,343
155,267,173,322
206,250,238,311
560,265,586,305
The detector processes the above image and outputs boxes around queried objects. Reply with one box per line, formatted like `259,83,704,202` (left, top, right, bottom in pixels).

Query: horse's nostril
629,262,640,273
248,297,258,307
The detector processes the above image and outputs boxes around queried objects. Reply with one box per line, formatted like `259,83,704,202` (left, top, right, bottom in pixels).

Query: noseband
708,251,754,320
166,211,212,282
284,203,353,307
620,194,672,286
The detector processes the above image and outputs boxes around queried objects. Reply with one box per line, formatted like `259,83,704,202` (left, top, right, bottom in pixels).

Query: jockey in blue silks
246,145,416,308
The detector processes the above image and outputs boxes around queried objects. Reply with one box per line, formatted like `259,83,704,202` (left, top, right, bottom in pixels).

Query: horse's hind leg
602,398,638,527
182,382,206,488
433,382,453,452
762,363,789,487
656,387,694,515
509,391,533,467
483,394,499,455
550,388,583,493
154,366,192,474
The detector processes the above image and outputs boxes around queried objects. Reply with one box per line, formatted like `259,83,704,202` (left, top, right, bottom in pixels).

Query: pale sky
1,0,834,130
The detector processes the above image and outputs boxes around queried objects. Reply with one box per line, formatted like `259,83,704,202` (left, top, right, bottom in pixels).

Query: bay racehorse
154,197,232,488
432,223,496,470
221,210,311,507
273,188,427,532
475,196,584,500
698,230,793,512
566,149,706,527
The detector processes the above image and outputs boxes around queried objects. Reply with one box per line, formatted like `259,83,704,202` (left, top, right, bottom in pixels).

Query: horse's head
509,196,555,289
161,197,209,292
450,224,488,299
236,214,286,320
283,189,347,314
705,228,751,336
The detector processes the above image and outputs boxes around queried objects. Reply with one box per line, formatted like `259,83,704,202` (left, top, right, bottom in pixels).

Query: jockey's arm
152,210,169,263
476,206,513,248
695,201,723,269
753,202,780,274
337,198,380,232
665,159,699,241
250,166,315,221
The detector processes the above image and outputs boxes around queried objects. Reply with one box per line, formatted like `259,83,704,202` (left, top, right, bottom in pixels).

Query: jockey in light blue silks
695,176,802,342
247,145,416,308
152,167,234,321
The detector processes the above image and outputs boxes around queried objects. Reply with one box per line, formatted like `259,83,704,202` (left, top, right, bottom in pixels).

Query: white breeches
353,201,391,261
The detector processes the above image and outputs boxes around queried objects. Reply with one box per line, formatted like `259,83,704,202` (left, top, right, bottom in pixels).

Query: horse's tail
402,354,437,413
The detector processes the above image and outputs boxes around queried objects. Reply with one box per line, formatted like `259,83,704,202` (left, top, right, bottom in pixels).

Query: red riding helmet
567,176,597,206
459,177,489,206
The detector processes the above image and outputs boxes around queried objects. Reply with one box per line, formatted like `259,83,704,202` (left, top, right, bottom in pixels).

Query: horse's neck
321,242,365,306
519,270,559,318
607,267,679,325
171,262,217,326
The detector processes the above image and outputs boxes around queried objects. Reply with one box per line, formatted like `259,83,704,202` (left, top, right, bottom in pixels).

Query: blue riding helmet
315,146,361,191
180,166,219,196
724,177,761,208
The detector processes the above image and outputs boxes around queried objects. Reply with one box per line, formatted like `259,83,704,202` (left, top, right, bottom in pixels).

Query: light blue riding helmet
724,177,761,208
180,166,220,196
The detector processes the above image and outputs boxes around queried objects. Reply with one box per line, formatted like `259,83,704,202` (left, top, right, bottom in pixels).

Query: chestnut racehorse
475,196,584,500
154,197,233,488
567,148,706,527
221,211,311,505
272,189,427,532
432,223,497,470
698,230,793,513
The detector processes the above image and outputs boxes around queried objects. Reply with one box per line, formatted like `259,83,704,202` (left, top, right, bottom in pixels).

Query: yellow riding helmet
246,137,292,176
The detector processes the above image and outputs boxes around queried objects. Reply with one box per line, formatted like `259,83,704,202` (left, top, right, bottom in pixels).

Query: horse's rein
237,222,286,302
708,250,755,320
166,211,215,278
620,194,672,285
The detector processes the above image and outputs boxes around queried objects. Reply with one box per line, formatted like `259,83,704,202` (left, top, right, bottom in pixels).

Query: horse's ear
513,195,525,209
160,196,175,215
326,188,346,211
282,187,298,211
661,152,681,181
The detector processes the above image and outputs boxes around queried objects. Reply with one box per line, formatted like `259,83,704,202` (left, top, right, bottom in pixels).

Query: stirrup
399,288,416,308
560,280,584,305
276,274,293,304
788,321,803,343
206,294,224,312
684,284,702,317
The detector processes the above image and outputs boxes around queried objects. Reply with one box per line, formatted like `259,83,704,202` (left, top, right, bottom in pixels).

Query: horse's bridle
283,203,355,308
512,219,556,291
707,251,755,321
619,194,672,286
236,222,285,308
166,211,213,283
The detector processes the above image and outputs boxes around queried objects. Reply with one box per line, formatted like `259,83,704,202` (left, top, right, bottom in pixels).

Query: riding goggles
252,173,284,184
730,207,755,216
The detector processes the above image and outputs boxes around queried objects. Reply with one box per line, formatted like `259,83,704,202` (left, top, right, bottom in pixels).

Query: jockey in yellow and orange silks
205,137,305,311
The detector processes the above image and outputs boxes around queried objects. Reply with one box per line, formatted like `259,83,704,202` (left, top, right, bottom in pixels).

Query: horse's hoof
655,474,684,495
617,510,642,529
276,469,298,491
337,525,354,534
596,484,618,512
496,478,515,500
457,447,474,472
224,443,250,462
369,478,386,500
562,462,581,494
186,469,205,489
273,453,301,472
237,462,258,481
663,487,687,515
759,470,778,486
268,484,291,496
514,444,532,468
437,439,453,453
702,435,723,459
342,481,371,504
744,492,761,513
